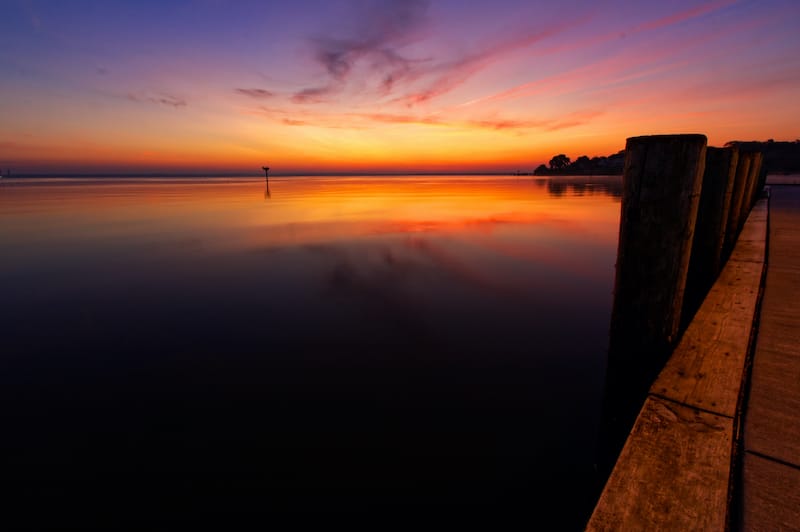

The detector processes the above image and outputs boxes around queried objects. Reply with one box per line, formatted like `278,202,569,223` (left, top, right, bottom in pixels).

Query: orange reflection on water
0,175,622,284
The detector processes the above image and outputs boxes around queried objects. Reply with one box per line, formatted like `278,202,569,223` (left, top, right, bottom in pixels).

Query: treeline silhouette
533,150,625,176
533,139,800,177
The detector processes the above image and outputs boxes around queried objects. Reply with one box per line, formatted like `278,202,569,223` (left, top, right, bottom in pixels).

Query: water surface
0,175,621,526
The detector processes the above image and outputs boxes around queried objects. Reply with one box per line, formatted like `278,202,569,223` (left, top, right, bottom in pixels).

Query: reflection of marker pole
262,166,270,180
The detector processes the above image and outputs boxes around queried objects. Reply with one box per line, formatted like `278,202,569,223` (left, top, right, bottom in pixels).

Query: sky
1,0,799,175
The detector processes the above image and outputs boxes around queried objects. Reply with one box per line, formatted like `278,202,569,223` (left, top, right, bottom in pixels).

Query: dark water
0,175,621,527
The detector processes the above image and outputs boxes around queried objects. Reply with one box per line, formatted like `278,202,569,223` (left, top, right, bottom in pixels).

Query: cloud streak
127,91,187,108
235,88,274,99
292,0,430,103
391,17,592,107
629,0,740,35
252,104,600,133
284,1,594,110
291,85,337,104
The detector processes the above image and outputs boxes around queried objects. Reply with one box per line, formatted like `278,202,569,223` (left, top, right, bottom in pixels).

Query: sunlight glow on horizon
1,0,799,174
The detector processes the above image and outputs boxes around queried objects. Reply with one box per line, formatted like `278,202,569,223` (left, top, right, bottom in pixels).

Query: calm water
0,175,621,527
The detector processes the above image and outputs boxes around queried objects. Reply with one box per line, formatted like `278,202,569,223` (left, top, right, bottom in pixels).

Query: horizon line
2,171,549,178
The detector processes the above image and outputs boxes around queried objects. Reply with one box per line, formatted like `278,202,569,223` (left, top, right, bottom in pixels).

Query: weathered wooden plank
652,337,748,418
653,245,763,417
728,239,767,264
756,318,800,353
748,198,769,217
587,397,732,531
736,215,767,242
767,248,800,265
741,452,800,531
744,343,800,467
740,209,768,224
758,270,800,325
769,233,800,264
739,185,800,528
691,260,763,318
724,198,768,263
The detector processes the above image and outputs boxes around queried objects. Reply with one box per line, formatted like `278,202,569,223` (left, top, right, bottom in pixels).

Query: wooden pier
740,182,800,530
586,135,800,529
588,195,766,530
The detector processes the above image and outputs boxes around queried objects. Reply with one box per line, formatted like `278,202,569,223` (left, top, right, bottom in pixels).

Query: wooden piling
682,146,739,324
755,155,769,202
599,134,707,472
724,152,753,258
735,151,762,234
743,152,764,213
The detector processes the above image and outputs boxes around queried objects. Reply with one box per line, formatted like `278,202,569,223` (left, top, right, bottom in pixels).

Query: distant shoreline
0,172,625,179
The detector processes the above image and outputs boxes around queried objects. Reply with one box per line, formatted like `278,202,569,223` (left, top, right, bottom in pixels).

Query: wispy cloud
235,88,274,99
357,112,443,126
628,0,740,35
292,0,430,103
252,104,600,133
291,85,337,104
464,11,747,111
392,18,591,107
282,118,309,126
286,1,592,108
316,1,429,77
468,110,604,132
461,0,741,110
127,91,187,108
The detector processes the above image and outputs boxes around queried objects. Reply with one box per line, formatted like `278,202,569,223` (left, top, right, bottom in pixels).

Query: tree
573,155,592,174
549,154,571,170
533,164,549,175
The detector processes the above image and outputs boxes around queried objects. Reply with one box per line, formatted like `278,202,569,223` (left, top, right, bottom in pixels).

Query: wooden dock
740,184,800,530
588,182,800,530
587,195,766,530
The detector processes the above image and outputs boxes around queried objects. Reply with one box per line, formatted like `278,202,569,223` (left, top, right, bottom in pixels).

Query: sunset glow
1,0,798,174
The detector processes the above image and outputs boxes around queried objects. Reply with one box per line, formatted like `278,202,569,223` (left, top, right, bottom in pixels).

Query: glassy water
0,175,621,527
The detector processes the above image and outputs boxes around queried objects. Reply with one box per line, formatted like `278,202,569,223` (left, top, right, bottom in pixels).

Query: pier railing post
598,134,707,474
682,146,739,323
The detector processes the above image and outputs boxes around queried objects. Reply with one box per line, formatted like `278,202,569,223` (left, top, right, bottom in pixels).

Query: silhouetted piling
598,134,707,474
743,152,763,214
755,157,769,202
682,146,739,323
724,152,753,258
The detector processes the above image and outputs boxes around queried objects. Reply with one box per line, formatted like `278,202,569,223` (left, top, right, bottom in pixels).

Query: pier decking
587,180,800,530
740,184,800,530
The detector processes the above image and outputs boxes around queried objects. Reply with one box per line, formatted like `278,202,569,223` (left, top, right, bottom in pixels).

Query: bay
0,175,621,527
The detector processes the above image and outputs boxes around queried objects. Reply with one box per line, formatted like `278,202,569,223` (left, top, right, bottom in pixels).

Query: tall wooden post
723,152,753,259
682,146,739,324
743,152,763,213
598,134,707,474
755,155,769,203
